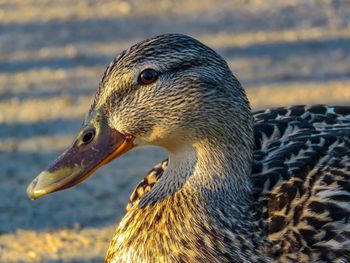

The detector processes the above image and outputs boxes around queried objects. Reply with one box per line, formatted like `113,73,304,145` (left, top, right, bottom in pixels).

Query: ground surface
0,0,350,262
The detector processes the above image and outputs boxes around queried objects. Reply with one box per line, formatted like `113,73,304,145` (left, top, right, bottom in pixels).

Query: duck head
27,34,253,200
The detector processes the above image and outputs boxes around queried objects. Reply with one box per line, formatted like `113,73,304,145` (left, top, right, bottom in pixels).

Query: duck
27,34,350,262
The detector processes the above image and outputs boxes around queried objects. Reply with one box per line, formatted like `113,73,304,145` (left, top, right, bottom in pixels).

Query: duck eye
81,129,95,144
138,69,158,85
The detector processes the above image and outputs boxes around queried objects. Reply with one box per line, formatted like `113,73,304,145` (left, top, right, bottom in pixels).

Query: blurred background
0,0,350,262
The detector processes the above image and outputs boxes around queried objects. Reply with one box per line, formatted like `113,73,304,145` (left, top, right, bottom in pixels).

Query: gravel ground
1,0,350,262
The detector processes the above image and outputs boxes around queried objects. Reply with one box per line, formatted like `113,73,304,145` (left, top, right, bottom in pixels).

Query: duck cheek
136,126,179,148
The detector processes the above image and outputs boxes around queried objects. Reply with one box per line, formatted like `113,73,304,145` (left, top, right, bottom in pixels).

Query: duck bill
27,111,134,200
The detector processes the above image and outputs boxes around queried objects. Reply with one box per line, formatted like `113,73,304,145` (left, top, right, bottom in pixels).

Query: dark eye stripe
138,69,158,85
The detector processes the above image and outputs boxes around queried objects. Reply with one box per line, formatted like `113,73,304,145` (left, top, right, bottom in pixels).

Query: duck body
118,105,350,263
26,34,350,263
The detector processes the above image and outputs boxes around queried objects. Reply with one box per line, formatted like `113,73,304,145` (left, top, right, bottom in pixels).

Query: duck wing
252,105,350,262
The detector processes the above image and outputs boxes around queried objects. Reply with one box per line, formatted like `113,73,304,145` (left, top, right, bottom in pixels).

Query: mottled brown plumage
27,34,350,262
123,104,350,262
99,35,350,262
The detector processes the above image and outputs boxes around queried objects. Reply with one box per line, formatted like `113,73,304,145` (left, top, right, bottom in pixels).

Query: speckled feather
123,105,350,262
88,34,350,263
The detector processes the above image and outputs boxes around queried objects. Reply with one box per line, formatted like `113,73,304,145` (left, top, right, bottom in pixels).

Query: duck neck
113,136,269,262
140,135,254,210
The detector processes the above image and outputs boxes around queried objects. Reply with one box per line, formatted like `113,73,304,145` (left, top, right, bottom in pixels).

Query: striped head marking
90,34,252,150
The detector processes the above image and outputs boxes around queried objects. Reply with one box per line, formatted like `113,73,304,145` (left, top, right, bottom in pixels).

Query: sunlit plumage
102,35,350,262
28,34,350,262
124,104,350,262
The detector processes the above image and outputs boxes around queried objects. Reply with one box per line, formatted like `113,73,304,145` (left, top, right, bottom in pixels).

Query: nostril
82,129,95,144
